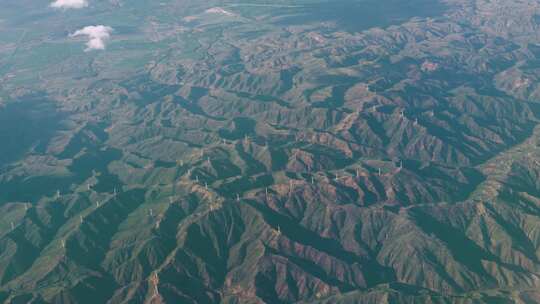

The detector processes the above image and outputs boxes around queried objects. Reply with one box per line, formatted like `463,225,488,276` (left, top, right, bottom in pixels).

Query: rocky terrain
1,0,540,303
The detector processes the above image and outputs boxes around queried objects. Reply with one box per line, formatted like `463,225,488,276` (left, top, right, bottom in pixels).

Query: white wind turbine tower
273,225,281,238
150,272,159,297
289,180,293,193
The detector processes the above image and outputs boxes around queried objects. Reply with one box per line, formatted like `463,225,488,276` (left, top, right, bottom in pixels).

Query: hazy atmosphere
1,0,540,303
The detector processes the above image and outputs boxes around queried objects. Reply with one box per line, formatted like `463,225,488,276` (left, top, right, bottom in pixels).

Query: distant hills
0,0,540,303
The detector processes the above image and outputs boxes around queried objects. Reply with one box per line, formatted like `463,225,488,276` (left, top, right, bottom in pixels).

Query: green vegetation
0,0,540,303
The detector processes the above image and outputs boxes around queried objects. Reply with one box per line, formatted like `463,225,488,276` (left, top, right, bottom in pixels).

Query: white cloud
50,0,88,9
71,25,113,51
205,7,235,17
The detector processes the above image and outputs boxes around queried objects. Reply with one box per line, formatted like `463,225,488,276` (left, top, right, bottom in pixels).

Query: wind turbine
273,226,281,238
151,272,159,297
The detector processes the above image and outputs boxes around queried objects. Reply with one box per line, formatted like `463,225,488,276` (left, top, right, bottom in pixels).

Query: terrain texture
1,0,540,303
